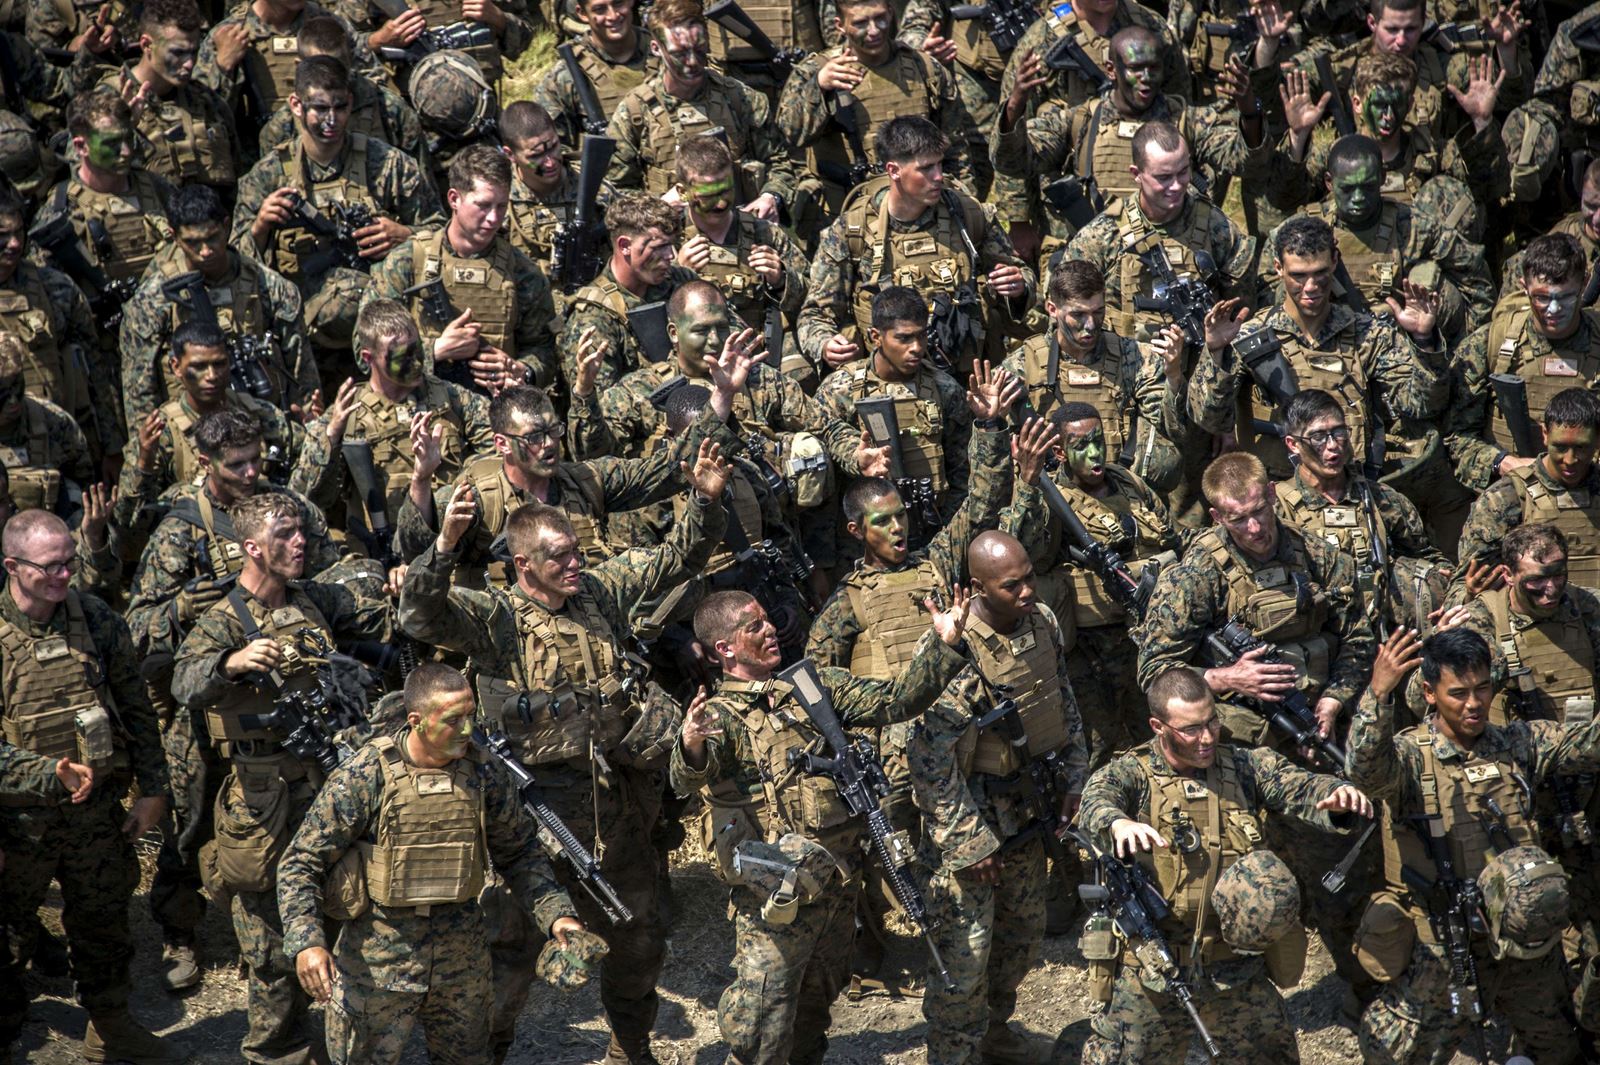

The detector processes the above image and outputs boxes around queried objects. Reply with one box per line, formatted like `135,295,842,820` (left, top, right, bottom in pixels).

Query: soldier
1062,120,1255,525
674,584,973,1065
993,27,1262,258
364,144,558,395
1077,665,1375,1062
1272,389,1449,635
297,298,492,553
121,183,317,430
405,48,500,197
701,0,818,102
605,0,795,215
1518,1,1600,216
171,491,390,1065
908,530,1087,1065
394,383,695,584
501,100,610,288
1499,157,1600,301
0,185,118,482
24,0,134,56
0,331,92,518
278,663,589,1064
777,0,973,225
1353,626,1594,1064
1000,259,1189,496
531,0,653,152
89,0,243,195
398,432,734,1065
816,286,975,544
1186,214,1449,484
255,15,427,165
234,54,443,351
0,509,179,1063
1451,386,1600,603
557,190,697,395
358,0,535,85
672,134,812,386
799,116,1033,379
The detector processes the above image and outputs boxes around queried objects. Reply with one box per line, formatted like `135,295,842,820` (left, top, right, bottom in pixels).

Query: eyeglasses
1167,715,1222,740
10,556,78,578
1288,426,1352,450
508,424,564,446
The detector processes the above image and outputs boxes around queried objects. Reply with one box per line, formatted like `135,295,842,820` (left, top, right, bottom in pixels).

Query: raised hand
81,482,113,549
1003,48,1047,127
573,326,606,399
1011,415,1061,487
927,581,973,646
1152,323,1187,380
854,428,891,477
680,686,721,753
1203,297,1250,353
1446,53,1506,131
684,439,733,500
1316,784,1374,818
324,376,361,446
922,21,957,65
1370,626,1423,700
436,482,478,553
410,409,445,482
1386,279,1439,339
1278,69,1332,141
966,360,1020,420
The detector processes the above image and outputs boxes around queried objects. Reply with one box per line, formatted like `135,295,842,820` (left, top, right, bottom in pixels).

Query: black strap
225,584,265,642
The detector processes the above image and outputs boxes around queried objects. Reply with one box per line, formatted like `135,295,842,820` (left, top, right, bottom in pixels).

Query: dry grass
503,27,561,105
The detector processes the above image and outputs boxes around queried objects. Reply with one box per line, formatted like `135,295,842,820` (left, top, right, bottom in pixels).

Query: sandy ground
13,831,1512,1065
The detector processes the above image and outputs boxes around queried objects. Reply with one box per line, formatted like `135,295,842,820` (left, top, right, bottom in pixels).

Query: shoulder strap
225,584,265,642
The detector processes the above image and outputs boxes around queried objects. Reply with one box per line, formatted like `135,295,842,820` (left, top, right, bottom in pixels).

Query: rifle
470,725,635,924
1422,18,1488,52
1489,374,1542,458
283,191,374,276
778,658,954,990
1042,174,1103,231
949,0,1039,55
1042,33,1112,95
854,395,942,549
628,301,672,363
1400,818,1486,1039
237,688,358,777
377,20,495,63
28,213,137,334
705,0,807,75
1132,245,1215,351
159,271,276,401
557,42,610,136
1202,617,1348,771
1071,828,1221,1059
821,91,875,190
341,440,400,569
1204,12,1259,42
404,278,455,328
1037,474,1158,621
1313,53,1357,137
550,134,616,295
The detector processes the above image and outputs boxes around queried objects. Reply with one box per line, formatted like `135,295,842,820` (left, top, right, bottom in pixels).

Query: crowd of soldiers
5,0,1600,1060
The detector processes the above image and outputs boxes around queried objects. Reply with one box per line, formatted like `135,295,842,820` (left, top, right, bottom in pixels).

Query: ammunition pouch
322,844,370,921
212,765,292,893
1354,889,1416,982
1264,924,1309,988
1576,81,1600,127
783,431,833,509
1080,912,1121,1003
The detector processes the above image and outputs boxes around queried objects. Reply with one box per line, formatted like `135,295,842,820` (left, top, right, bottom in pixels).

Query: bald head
1109,25,1161,62
968,531,1037,622
968,531,1029,582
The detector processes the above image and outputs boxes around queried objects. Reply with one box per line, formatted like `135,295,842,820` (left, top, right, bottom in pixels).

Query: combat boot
980,1022,1037,1065
83,1008,185,1063
160,937,201,993
601,1035,659,1065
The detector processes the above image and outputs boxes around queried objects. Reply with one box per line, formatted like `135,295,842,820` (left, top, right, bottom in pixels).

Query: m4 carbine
949,0,1039,54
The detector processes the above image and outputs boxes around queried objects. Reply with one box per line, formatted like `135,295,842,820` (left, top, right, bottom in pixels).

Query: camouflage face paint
1331,160,1381,225
1360,83,1408,139
383,338,425,386
673,301,731,368
1065,426,1106,480
687,175,734,214
85,127,133,174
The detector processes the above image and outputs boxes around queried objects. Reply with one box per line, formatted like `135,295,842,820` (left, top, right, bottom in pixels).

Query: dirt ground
12,831,1510,1065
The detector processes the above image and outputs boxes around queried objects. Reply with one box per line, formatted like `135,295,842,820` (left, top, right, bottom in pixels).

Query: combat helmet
0,111,58,201
1212,849,1301,952
1478,845,1568,961
729,834,837,925
409,50,497,143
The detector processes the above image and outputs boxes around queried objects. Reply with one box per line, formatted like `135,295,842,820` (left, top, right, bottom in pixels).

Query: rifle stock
1489,373,1542,458
628,301,672,363
558,42,610,135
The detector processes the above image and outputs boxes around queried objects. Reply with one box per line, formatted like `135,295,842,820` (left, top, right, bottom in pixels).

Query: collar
1267,300,1357,347
0,582,63,636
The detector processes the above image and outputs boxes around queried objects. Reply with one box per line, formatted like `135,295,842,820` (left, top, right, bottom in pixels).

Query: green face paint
1065,427,1107,481
860,495,908,562
687,175,734,214
84,127,132,174
1113,40,1160,106
383,339,425,386
673,303,731,371
1331,161,1382,225
1360,84,1408,139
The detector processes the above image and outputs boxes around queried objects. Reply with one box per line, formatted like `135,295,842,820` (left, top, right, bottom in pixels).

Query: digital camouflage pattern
256,74,429,170
1447,460,1600,600
557,263,701,395
1212,848,1302,951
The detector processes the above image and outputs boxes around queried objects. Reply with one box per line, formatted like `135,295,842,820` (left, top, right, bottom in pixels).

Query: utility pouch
698,798,761,884
1080,913,1121,1004
322,843,370,921
1354,890,1416,983
212,767,290,893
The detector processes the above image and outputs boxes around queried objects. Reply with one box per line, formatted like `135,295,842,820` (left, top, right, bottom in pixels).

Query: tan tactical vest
175,490,249,583
161,392,292,488
361,734,488,909
270,135,380,283
708,0,823,65
60,170,170,285
1485,304,1600,456
1137,750,1264,930
201,590,331,745
0,265,73,413
635,75,758,200
683,213,771,327
1235,319,1373,478
678,470,764,575
1071,97,1193,205
1482,586,1597,726
242,25,302,118
1312,199,1404,307
844,364,949,494
1014,332,1133,456
474,589,627,766
1188,0,1247,78
1508,464,1600,590
348,380,468,524
961,606,1070,777
1274,476,1389,616
0,593,120,774
842,556,945,679
1202,527,1334,692
715,676,860,856
1379,128,1442,205
460,456,612,585
1109,196,1222,338
411,229,518,356
840,176,985,347
1035,7,1115,110
409,0,502,79
808,48,937,190
507,183,570,267
1380,729,1537,893
571,38,650,119
953,9,1008,81
136,84,238,187
156,254,280,409
0,400,61,512
1054,473,1170,627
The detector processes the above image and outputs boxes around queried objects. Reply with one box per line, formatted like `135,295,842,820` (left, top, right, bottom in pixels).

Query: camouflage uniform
88,62,243,192
1452,452,1600,590
1515,2,1600,202
1077,738,1356,1063
171,577,389,1064
0,393,93,515
556,263,700,395
256,74,429,173
397,490,725,1060
796,175,1033,374
0,587,170,1024
361,230,559,392
1345,686,1599,1064
606,69,798,208
1500,212,1600,302
232,134,444,350
31,166,175,293
1185,301,1452,482
25,0,135,53
505,166,616,295
669,627,968,1065
276,726,578,1065
908,608,1087,1064
118,242,316,431
531,32,655,152
679,209,812,381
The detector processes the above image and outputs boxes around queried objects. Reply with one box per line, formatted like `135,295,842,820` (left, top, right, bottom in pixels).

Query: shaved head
969,531,1037,625
968,530,1030,581
2,510,69,557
